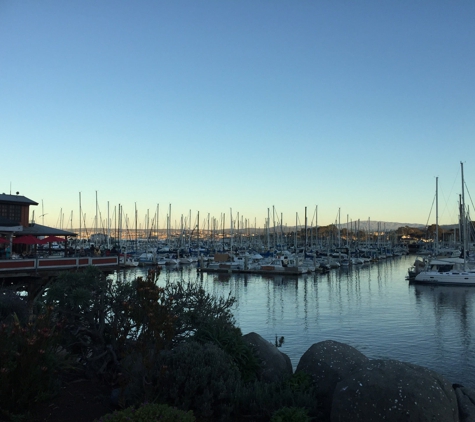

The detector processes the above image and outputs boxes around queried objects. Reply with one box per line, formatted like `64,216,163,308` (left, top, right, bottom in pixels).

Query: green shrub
271,406,311,422
94,403,195,422
154,341,241,421
284,371,314,393
193,317,261,382
0,308,66,419
233,373,322,421
163,280,237,341
0,289,29,324
43,267,175,380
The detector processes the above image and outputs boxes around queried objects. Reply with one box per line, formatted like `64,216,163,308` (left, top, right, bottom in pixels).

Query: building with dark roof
0,193,76,239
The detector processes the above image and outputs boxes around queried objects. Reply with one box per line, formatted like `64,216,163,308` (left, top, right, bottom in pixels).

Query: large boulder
242,332,293,383
331,359,459,422
296,340,369,401
454,384,475,422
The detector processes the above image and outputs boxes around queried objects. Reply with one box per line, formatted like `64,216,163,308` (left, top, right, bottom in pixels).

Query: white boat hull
414,271,475,286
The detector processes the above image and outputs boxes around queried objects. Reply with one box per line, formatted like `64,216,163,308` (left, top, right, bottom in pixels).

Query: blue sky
1,1,474,230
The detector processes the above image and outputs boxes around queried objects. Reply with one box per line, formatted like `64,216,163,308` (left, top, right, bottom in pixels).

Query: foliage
0,289,29,324
43,267,175,380
233,372,322,421
271,407,311,422
284,371,314,393
163,280,236,342
154,341,241,421
193,317,260,383
0,307,65,420
41,267,246,412
94,403,195,422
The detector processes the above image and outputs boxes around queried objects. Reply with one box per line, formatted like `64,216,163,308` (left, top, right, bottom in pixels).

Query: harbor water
114,254,475,388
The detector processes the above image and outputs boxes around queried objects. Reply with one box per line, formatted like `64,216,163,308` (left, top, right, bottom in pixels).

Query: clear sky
1,1,474,231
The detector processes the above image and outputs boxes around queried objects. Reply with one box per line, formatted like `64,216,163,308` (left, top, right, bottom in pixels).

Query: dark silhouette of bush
233,372,323,421
94,402,195,422
0,307,66,420
43,267,175,381
154,341,241,421
0,289,29,324
193,316,260,382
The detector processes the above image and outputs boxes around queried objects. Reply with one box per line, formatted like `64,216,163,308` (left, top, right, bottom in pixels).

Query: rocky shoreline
243,333,475,422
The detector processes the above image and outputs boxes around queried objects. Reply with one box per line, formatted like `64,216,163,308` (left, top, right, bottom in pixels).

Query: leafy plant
43,267,176,381
193,317,261,382
95,403,195,422
163,280,237,342
0,289,29,324
284,371,314,393
233,373,322,421
271,406,311,422
0,307,66,419
154,341,241,421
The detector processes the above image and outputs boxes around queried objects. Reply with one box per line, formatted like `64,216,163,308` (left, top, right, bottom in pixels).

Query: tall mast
107,201,110,249
304,206,307,256
461,162,468,270
95,191,98,237
135,202,138,253
435,176,438,254
79,192,82,243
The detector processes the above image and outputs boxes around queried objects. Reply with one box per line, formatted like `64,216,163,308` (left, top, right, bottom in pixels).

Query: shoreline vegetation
1,267,321,422
0,267,472,421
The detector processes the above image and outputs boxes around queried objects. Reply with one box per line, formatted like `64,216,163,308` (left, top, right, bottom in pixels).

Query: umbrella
42,236,67,243
12,235,43,245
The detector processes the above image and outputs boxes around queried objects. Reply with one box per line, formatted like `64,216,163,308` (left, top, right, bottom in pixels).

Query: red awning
42,236,67,243
12,235,43,245
0,238,9,244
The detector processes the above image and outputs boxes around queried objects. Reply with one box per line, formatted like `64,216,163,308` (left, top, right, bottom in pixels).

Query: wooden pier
0,256,119,278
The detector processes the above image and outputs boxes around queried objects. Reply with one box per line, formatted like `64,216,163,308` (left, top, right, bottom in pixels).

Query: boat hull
414,271,475,286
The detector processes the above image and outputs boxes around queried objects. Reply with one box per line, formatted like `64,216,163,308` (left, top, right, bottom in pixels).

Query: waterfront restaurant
0,193,118,275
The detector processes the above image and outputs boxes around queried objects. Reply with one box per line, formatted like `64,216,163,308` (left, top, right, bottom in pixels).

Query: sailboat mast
79,192,82,243
461,162,468,270
435,176,438,254
304,206,307,256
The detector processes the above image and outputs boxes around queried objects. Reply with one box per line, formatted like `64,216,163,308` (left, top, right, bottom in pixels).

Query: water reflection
109,257,475,388
413,284,474,349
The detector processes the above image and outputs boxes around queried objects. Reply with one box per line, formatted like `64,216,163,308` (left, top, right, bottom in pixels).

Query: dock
0,256,119,279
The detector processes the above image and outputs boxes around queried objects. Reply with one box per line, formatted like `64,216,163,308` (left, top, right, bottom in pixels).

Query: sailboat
414,162,475,286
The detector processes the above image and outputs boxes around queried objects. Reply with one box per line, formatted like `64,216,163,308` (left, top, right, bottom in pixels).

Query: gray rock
331,359,459,422
242,332,293,383
454,385,475,422
296,340,369,401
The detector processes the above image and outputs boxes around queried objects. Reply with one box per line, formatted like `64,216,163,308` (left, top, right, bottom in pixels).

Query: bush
0,308,66,419
163,280,237,342
95,403,195,422
233,372,322,421
193,317,260,383
271,406,311,422
43,267,175,380
154,341,241,421
0,289,29,324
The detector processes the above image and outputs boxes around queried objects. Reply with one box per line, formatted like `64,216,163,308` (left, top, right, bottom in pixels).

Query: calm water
113,255,475,388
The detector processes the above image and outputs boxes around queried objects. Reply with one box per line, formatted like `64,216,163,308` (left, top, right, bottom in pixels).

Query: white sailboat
414,162,475,286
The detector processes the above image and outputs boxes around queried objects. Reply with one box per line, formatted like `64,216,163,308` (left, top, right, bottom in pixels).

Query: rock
331,359,459,422
454,384,475,422
242,332,293,383
296,340,369,402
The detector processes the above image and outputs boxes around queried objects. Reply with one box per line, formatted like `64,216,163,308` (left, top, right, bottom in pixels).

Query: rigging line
437,167,461,224
424,193,436,230
439,186,456,223
464,181,475,214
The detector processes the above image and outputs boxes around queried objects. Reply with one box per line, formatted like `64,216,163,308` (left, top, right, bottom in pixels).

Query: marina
112,254,475,390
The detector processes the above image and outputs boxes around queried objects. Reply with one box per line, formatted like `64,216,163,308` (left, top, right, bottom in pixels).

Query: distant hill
335,221,425,231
